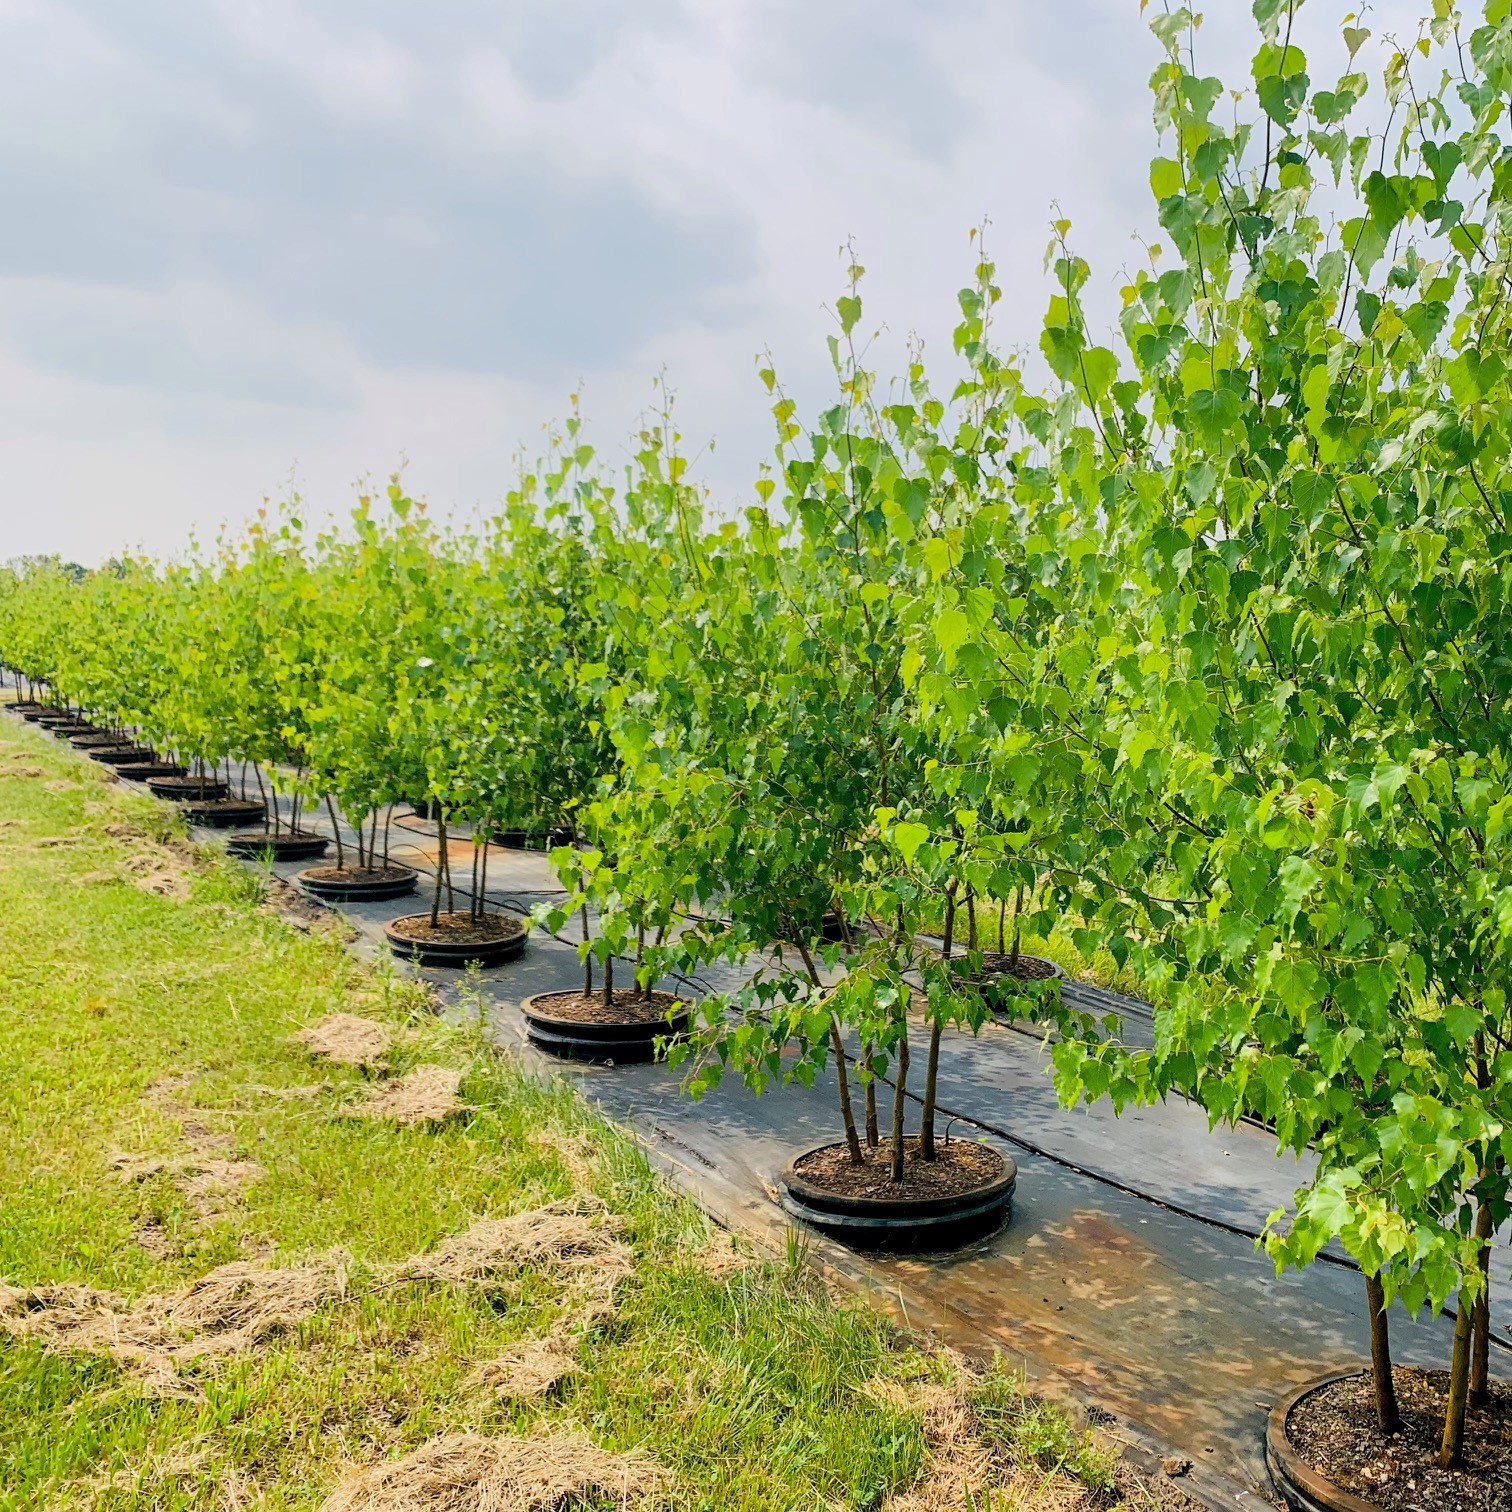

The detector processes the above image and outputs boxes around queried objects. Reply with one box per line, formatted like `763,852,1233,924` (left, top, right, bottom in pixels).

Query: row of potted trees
5,1,1512,1494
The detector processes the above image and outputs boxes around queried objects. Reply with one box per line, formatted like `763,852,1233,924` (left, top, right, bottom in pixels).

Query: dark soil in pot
181,798,266,829
384,910,527,967
820,910,855,944
521,989,689,1064
960,950,1064,983
225,830,329,861
118,761,187,781
68,732,121,748
47,723,94,737
297,865,419,901
781,1136,1016,1253
1269,1368,1512,1512
92,747,159,766
35,711,80,726
19,710,46,722
493,827,573,851
147,776,229,801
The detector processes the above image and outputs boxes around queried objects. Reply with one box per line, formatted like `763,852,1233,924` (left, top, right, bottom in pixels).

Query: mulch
793,1137,1006,1201
1286,1367,1512,1512
302,866,413,884
387,911,523,945
959,951,1060,983
528,989,683,1026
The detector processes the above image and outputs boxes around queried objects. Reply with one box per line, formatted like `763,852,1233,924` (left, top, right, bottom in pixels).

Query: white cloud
0,0,1443,564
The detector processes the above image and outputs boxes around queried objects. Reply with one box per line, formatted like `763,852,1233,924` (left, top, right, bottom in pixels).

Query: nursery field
0,723,1154,1512
7,5,1512,1508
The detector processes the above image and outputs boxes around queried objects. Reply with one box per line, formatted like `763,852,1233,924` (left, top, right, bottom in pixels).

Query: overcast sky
0,0,1421,564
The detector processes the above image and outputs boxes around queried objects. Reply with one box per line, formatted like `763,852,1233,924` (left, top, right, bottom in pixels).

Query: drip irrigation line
877,1066,1512,1354
234,785,1512,1352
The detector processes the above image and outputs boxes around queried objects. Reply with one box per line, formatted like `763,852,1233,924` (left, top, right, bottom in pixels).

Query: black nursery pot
225,831,330,862
181,798,266,829
520,992,690,1065
146,776,229,801
1265,1371,1390,1512
296,865,420,902
780,1143,1017,1254
90,747,158,766
383,912,528,968
118,761,188,780
494,827,573,851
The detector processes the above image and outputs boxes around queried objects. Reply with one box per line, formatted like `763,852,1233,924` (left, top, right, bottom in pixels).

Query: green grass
0,722,1121,1511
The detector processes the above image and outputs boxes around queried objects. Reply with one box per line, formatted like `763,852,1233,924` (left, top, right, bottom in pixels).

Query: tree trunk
1469,1184,1495,1410
251,764,271,835
1365,1273,1400,1435
1009,883,1025,971
795,935,862,1165
582,901,593,996
430,811,446,928
921,881,957,1161
863,1040,879,1148
1439,1283,1475,1469
889,1024,910,1182
325,795,345,870
829,1019,864,1164
603,943,614,1007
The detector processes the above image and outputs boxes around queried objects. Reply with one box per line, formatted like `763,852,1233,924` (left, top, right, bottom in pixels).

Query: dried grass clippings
295,1013,392,1068
317,1429,668,1512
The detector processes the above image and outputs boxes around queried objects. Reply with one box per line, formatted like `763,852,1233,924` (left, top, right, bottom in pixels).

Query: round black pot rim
149,780,230,799
184,799,266,819
956,951,1066,983
296,865,419,901
385,911,527,941
520,990,689,1037
1265,1369,1386,1512
783,1141,1017,1221
383,912,529,966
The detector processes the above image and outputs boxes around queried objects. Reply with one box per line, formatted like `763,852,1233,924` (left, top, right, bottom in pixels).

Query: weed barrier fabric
198,789,1512,1507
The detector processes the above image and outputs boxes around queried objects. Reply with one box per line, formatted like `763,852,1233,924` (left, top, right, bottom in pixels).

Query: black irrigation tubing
153,758,1511,1349
877,1065,1512,1353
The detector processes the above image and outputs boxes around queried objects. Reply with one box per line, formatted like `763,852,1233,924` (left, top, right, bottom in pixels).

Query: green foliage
2,5,1509,1456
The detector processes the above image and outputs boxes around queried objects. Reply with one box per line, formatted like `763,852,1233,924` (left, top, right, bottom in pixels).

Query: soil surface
388,910,524,945
793,1136,1007,1201
962,951,1060,983
183,799,262,814
527,989,684,1026
304,865,415,884
1287,1368,1512,1512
